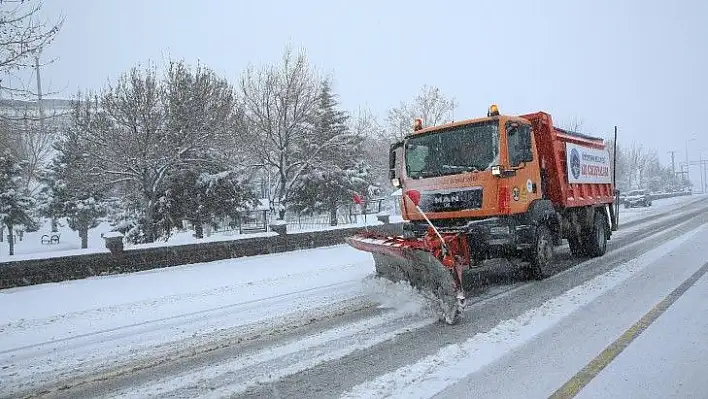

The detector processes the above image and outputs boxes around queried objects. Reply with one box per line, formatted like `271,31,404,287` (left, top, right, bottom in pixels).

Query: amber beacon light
487,104,500,117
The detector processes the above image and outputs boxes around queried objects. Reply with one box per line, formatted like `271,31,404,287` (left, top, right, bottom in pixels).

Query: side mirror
491,165,517,178
389,141,402,180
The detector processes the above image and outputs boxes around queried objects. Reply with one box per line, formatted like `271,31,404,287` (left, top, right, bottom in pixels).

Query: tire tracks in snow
1,279,377,397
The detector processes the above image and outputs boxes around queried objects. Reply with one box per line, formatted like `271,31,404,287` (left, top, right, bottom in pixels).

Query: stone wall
0,223,403,290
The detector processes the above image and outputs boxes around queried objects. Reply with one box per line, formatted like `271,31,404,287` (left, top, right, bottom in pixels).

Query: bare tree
75,61,239,242
624,142,659,189
386,85,457,140
240,47,355,218
351,106,384,139
0,108,63,194
349,107,391,191
0,1,63,99
562,116,584,133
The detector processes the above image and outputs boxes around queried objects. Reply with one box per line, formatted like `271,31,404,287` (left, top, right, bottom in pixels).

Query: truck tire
585,213,608,257
528,224,554,280
567,236,586,257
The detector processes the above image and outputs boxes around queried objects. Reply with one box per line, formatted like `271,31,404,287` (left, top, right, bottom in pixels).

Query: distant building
0,97,73,123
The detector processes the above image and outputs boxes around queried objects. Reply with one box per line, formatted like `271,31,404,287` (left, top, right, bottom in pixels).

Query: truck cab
390,106,544,252
389,105,616,263
392,108,541,213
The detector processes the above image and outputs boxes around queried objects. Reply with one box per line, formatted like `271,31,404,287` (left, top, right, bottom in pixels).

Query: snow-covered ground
426,217,708,399
576,271,708,398
0,194,706,397
0,245,377,392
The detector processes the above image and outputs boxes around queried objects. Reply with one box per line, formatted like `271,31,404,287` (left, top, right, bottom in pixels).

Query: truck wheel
585,214,608,257
528,224,554,280
568,236,586,257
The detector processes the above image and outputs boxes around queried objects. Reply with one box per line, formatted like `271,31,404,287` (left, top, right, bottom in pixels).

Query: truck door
505,121,543,214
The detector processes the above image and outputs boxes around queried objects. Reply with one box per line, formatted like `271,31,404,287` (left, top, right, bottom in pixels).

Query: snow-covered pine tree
42,125,109,248
0,150,36,255
290,80,375,225
158,163,258,239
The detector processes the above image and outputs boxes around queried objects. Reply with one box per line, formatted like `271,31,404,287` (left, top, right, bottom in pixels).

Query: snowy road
1,195,707,398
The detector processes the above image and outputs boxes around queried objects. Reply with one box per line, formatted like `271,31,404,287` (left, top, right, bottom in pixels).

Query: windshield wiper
442,165,480,173
412,165,483,179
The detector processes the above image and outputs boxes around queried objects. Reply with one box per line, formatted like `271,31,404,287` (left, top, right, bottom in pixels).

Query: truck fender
526,199,561,245
526,199,556,226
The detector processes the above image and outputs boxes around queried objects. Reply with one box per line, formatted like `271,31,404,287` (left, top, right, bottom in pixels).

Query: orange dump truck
346,105,619,324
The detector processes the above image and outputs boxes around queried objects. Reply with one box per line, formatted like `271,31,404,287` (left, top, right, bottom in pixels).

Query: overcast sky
31,0,708,185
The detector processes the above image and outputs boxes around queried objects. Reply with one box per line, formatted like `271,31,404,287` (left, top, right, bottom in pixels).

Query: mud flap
346,235,461,324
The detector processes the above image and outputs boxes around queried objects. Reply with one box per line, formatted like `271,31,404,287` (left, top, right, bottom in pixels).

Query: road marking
548,260,708,399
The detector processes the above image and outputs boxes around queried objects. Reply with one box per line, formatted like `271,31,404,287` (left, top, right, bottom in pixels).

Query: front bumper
403,216,536,257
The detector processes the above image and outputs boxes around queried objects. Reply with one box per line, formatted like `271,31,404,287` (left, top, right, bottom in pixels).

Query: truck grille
418,188,483,213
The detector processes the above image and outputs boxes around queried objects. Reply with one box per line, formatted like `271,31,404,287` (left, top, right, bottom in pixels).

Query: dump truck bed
521,112,615,209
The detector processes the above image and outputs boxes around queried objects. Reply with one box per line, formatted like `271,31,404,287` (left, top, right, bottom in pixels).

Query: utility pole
35,54,45,131
35,52,58,232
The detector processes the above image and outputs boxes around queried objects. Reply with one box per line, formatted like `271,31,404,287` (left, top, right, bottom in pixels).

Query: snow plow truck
345,105,619,324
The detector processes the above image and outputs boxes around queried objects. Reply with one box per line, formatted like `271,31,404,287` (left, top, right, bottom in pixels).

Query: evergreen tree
158,164,258,239
42,127,108,249
0,150,35,255
290,80,378,225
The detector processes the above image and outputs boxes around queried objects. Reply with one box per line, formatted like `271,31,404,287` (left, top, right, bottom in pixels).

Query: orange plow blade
345,233,463,324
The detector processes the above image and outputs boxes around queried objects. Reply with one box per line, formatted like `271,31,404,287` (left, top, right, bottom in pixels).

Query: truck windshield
405,121,500,179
